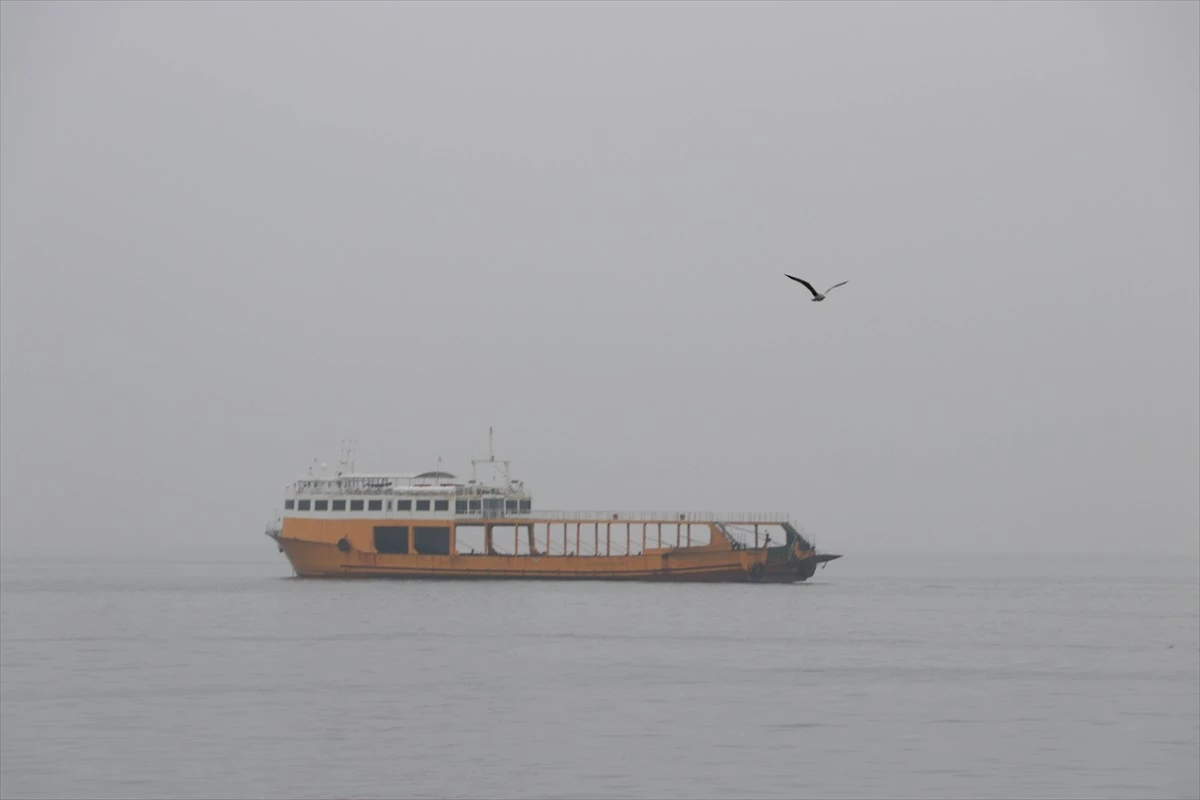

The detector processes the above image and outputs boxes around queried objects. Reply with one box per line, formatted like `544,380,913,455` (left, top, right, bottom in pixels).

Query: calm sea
1,551,1197,800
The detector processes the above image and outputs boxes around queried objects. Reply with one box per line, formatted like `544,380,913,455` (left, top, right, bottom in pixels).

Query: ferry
264,434,841,582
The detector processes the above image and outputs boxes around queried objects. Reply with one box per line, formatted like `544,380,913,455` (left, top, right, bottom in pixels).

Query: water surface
2,552,1197,799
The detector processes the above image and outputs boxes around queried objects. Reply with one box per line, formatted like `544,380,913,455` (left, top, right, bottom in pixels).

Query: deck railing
454,510,790,524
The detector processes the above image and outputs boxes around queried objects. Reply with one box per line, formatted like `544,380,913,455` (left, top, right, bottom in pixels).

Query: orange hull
275,536,831,582
269,517,839,583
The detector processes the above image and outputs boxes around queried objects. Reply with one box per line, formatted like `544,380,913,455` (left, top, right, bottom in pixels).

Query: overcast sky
1,0,1197,560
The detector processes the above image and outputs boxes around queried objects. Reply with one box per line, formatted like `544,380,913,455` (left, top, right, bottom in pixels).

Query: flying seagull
784,274,849,302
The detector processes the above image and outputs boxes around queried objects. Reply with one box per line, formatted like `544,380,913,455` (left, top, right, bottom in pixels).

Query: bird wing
824,280,849,294
784,274,820,298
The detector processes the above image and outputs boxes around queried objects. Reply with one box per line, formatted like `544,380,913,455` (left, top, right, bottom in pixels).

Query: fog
2,0,1197,560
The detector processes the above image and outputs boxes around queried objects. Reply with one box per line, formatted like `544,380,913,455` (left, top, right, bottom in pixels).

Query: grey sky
2,0,1197,559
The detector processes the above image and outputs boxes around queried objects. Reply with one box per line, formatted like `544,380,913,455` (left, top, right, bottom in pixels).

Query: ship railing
292,483,524,497
454,510,790,524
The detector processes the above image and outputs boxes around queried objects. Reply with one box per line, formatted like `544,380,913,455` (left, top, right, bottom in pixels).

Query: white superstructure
284,430,532,521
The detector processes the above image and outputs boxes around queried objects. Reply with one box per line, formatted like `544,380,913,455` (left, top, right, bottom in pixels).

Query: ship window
396,499,412,511
505,499,519,512
455,500,468,513
332,499,346,511
314,499,328,511
373,526,409,554
469,499,482,512
368,499,383,512
434,499,449,512
519,499,531,513
413,526,451,555
285,499,294,510
298,499,311,511
350,499,364,511
416,499,430,511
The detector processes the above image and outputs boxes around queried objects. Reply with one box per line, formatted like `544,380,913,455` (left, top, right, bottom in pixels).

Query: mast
471,426,511,487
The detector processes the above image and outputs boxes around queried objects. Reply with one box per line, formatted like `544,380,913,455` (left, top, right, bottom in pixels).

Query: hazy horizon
2,0,1198,562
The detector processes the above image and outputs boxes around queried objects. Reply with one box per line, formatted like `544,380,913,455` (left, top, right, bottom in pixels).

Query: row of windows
284,498,533,513
285,498,449,512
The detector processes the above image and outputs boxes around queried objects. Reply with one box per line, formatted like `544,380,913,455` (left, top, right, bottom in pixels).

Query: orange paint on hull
271,517,835,583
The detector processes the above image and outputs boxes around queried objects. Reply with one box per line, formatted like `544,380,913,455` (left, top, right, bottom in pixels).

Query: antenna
471,426,511,487
335,438,360,475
